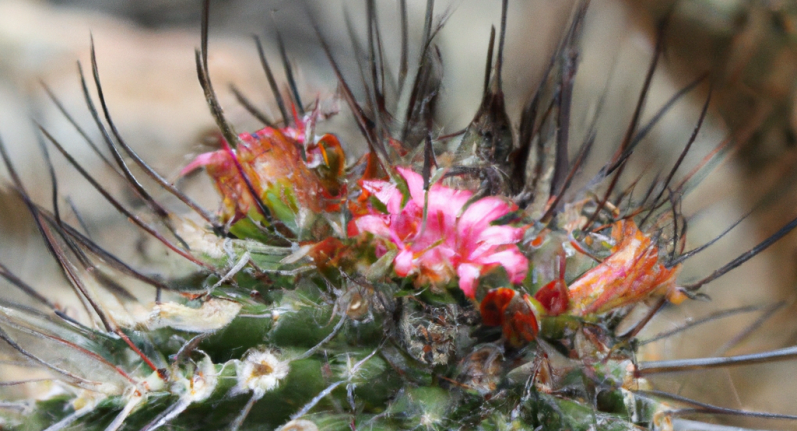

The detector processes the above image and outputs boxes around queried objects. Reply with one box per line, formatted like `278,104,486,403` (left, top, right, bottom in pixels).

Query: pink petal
354,215,392,238
459,197,514,231
400,167,473,214
386,190,405,214
457,263,482,298
427,185,471,218
477,249,529,284
397,167,424,204
390,201,423,242
180,151,227,176
465,242,501,263
394,249,416,277
362,179,398,208
476,225,525,246
415,245,454,276
427,245,457,267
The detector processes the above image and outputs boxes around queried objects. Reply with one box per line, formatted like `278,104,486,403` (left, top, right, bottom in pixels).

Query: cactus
2,1,797,430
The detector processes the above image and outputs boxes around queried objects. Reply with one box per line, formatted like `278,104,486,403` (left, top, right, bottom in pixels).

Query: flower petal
478,249,529,284
353,166,529,299
355,214,392,238
457,263,482,298
394,249,416,277
362,179,398,208
180,150,228,176
458,197,515,238
428,183,471,216
397,167,424,204
476,225,525,246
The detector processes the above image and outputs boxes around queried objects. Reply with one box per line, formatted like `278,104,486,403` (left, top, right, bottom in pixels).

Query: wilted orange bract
305,134,346,209
182,125,344,223
568,220,683,316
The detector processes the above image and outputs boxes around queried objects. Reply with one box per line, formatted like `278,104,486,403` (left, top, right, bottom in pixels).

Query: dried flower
352,168,528,298
567,220,684,316
144,298,242,333
178,354,217,403
142,355,220,431
182,120,343,224
235,348,290,398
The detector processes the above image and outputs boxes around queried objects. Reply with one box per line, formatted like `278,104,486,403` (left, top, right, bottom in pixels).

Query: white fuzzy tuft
235,348,290,398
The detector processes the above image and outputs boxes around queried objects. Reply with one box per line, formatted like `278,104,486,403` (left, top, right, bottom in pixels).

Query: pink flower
352,167,528,298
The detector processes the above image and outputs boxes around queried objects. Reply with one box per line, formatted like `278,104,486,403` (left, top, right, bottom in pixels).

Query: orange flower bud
480,288,540,347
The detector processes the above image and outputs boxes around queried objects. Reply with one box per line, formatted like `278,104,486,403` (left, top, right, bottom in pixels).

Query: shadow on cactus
3,0,797,430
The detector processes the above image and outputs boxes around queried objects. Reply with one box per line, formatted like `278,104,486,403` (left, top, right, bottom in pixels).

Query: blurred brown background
1,0,797,428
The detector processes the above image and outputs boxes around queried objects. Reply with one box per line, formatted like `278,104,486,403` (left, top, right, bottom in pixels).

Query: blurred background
1,0,797,428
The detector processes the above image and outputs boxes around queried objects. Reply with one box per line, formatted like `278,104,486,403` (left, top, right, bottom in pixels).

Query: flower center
254,361,274,376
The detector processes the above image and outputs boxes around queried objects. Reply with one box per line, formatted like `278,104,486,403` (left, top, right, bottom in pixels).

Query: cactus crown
2,1,797,430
